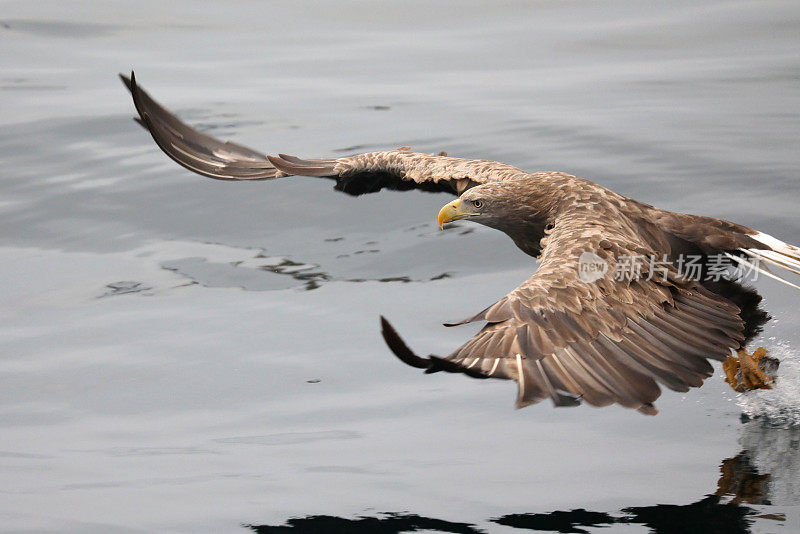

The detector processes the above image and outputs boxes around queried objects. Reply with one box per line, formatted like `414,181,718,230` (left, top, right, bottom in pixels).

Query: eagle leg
723,347,779,392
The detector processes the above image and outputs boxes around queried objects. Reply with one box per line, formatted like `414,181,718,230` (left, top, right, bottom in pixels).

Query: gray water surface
1,1,800,532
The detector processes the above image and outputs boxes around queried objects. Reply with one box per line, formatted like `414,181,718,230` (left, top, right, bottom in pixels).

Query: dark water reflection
247,514,481,534
250,420,797,533
495,497,762,534
247,499,763,534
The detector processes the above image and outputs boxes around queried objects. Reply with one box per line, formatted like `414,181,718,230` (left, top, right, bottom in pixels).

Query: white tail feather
742,248,800,276
727,230,800,291
748,231,800,255
746,232,800,273
725,252,800,291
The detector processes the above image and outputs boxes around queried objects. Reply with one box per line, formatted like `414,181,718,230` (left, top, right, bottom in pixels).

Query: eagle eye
472,200,483,209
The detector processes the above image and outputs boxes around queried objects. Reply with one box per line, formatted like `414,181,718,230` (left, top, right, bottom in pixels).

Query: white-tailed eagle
121,72,798,415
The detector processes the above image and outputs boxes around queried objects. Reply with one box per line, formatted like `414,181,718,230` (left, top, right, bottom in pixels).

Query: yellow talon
723,347,778,393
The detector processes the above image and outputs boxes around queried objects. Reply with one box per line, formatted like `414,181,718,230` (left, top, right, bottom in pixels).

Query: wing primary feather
565,341,660,407
726,252,800,291
555,345,618,406
121,72,281,181
594,334,690,392
673,298,743,327
742,248,800,276
625,320,714,375
428,356,490,378
380,316,432,370
268,155,337,177
648,311,737,351
443,303,492,327
277,153,337,165
536,360,582,407
380,317,490,378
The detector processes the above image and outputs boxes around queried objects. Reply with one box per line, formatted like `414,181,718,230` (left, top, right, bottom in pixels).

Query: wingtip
379,315,391,334
380,316,430,370
119,70,135,92
514,397,536,410
637,403,658,416
552,390,583,408
120,71,147,129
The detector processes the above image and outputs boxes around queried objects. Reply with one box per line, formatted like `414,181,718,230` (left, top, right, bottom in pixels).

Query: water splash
736,343,800,427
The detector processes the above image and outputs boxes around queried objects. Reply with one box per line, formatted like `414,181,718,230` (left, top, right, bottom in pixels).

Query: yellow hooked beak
437,199,477,229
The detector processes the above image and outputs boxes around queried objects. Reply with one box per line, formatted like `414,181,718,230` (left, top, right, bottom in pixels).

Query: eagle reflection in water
246,420,797,534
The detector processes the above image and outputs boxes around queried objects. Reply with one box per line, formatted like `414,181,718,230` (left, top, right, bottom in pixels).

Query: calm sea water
1,1,800,532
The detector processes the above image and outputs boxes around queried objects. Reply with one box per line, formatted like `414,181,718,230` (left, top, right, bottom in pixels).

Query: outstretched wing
383,204,745,415
120,72,525,195
120,72,282,181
